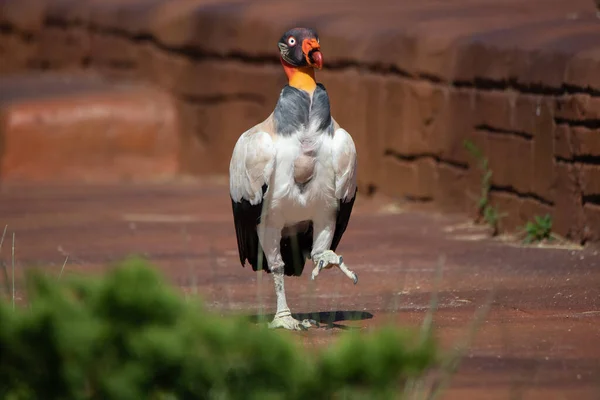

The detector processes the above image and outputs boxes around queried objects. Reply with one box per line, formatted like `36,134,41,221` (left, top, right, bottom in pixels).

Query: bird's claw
310,250,358,284
268,313,312,331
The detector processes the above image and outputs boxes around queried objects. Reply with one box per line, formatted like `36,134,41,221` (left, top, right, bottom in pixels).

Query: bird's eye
287,37,296,46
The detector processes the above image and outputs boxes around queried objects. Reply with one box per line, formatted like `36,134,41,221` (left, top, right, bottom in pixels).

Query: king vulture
229,27,358,330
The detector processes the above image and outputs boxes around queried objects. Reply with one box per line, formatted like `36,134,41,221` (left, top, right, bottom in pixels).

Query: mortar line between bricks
555,118,600,130
15,18,600,99
383,149,469,170
474,124,533,140
490,184,554,207
582,195,600,206
555,155,600,166
175,92,266,106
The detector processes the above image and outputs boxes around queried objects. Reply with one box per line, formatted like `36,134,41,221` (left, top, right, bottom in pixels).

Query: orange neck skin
281,57,317,93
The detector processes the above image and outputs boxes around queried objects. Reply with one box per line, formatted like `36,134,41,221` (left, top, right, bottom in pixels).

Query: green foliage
463,140,506,235
522,214,553,244
482,203,507,237
0,256,437,400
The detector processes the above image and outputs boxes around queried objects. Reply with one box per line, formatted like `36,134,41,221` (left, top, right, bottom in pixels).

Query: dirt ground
1,180,599,399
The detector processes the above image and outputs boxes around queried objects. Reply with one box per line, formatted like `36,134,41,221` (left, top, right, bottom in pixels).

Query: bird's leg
258,225,312,331
310,217,358,284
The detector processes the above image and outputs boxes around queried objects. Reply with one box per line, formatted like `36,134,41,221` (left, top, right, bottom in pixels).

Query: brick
155,58,283,104
564,51,600,98
0,0,45,33
473,92,549,138
511,94,543,135
320,70,365,177
476,130,533,194
435,87,477,165
553,162,584,240
382,157,437,200
175,101,202,174
554,94,600,121
553,125,600,161
434,163,469,213
531,101,555,201
403,80,447,155
580,165,600,197
35,26,90,70
473,90,515,132
583,204,600,243
0,77,180,182
178,97,267,176
0,31,37,74
381,77,407,155
553,125,573,159
488,191,552,233
413,34,457,81
358,74,388,190
87,32,144,80
321,70,388,190
382,79,448,157
573,127,600,156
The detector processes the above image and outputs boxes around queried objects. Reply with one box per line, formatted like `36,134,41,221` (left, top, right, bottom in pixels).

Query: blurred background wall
1,0,600,243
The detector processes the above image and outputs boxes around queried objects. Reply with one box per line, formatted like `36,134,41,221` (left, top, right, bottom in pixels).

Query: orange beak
302,38,323,69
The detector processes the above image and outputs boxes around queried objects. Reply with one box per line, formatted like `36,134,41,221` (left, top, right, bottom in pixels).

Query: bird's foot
268,310,312,331
311,250,358,284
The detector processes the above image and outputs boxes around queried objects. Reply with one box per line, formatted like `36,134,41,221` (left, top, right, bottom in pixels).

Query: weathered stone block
382,156,437,200
573,127,600,156
583,203,600,243
513,94,545,136
0,31,36,74
0,76,180,182
434,163,469,213
531,101,555,202
488,191,552,233
555,94,600,121
473,90,515,131
435,87,476,165
476,130,533,194
35,26,90,69
580,165,600,197
553,162,584,240
553,124,572,159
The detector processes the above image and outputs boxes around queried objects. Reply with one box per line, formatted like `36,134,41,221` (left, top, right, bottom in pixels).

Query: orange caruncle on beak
302,38,323,69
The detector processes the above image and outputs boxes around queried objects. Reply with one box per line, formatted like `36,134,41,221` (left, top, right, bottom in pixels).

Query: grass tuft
463,140,507,236
11,232,15,310
0,225,8,299
521,214,554,244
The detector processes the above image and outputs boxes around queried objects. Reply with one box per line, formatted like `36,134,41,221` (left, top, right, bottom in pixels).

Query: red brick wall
1,0,599,243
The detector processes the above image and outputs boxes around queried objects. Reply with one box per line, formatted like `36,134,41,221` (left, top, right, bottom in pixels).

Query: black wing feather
231,187,356,277
231,196,267,271
331,189,357,252
231,184,312,277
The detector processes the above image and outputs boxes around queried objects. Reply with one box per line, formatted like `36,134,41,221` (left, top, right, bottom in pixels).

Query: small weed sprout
483,204,507,237
522,214,554,244
463,140,506,235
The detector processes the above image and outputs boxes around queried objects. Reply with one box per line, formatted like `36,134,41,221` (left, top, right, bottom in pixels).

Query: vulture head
278,27,323,70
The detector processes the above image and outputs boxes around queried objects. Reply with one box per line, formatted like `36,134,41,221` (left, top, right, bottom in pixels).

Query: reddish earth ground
1,180,599,399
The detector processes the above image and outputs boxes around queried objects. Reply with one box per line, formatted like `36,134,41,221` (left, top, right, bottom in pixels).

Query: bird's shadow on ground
247,310,374,330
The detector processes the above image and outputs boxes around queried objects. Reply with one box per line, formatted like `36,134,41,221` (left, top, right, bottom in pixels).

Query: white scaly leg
310,215,358,284
258,225,311,331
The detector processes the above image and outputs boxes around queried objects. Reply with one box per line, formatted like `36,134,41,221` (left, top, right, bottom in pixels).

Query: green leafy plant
0,256,438,400
522,214,554,244
463,140,506,236
482,203,507,237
